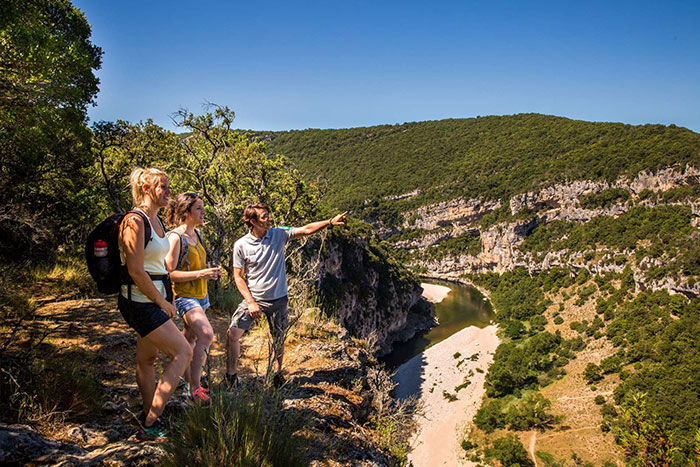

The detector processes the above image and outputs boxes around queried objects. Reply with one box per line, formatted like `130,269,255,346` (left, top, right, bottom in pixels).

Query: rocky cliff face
394,166,700,297
308,229,436,355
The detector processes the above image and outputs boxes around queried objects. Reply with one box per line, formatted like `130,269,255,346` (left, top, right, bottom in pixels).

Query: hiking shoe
177,377,189,396
273,372,285,388
137,417,169,441
188,386,210,403
224,373,239,389
200,374,209,389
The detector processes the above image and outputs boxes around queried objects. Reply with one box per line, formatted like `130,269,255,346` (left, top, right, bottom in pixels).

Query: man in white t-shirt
225,202,347,388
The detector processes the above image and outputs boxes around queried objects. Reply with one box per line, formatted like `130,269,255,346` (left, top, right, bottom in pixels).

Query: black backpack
85,210,153,294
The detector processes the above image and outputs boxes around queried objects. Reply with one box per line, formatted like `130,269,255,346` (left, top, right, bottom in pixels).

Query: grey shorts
229,296,289,339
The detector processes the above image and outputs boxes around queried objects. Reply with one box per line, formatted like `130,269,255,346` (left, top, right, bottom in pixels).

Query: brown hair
242,202,270,229
166,192,202,227
129,167,167,206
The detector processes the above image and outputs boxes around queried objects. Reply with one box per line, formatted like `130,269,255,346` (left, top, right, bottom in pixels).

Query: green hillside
266,114,700,209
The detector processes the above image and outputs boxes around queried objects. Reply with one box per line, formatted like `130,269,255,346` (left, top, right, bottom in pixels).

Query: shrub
486,434,533,466
474,398,507,433
505,392,560,431
583,363,603,384
159,385,307,467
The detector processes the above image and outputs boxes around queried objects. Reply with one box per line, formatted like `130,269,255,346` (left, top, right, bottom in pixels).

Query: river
381,278,495,368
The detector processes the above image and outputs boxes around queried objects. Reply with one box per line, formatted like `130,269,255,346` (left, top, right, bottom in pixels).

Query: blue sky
75,0,700,132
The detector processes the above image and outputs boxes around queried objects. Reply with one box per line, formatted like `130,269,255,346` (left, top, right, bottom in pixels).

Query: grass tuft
159,384,307,467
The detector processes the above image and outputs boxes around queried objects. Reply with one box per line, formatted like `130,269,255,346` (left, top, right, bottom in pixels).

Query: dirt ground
2,280,405,465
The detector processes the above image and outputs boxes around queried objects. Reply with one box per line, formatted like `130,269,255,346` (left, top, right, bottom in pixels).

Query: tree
505,392,560,431
169,104,322,268
0,0,102,259
614,392,677,466
90,120,178,214
486,434,534,466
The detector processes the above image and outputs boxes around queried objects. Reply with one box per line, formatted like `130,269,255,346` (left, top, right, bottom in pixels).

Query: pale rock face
311,234,436,355
397,166,700,297
404,197,501,231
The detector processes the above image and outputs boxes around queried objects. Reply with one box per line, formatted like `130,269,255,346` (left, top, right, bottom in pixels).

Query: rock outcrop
309,229,436,356
392,166,700,296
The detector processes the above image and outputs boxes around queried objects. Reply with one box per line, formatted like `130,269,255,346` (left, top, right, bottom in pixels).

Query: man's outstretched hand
330,211,348,226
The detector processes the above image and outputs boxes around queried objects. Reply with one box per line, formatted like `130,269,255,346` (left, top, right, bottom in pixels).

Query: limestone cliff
391,166,700,297
308,228,436,355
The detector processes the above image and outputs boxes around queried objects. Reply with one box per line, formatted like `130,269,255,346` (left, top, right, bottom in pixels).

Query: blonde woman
118,168,192,440
165,192,221,402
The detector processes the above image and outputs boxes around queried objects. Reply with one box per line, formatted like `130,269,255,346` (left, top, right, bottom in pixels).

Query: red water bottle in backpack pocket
93,239,110,281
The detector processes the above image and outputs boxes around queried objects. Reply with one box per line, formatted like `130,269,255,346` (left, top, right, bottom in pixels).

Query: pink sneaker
189,386,210,403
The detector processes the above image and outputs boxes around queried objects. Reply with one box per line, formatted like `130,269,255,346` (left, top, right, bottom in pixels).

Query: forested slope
266,114,700,209
267,115,700,465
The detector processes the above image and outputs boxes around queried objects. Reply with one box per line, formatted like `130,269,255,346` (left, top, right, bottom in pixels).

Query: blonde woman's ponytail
129,167,167,207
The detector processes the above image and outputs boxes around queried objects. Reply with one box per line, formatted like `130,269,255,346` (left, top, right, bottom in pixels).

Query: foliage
583,363,603,384
89,106,323,273
169,105,322,264
416,231,482,261
470,267,550,321
485,434,534,466
90,119,178,214
614,392,677,467
604,291,700,461
267,114,700,211
159,384,307,467
504,392,560,431
474,398,507,432
485,332,561,397
0,0,102,260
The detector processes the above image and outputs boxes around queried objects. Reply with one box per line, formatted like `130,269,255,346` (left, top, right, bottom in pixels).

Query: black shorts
118,294,170,338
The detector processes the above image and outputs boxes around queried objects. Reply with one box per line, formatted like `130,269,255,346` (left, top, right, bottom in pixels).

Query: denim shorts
229,296,288,339
118,294,170,338
175,294,210,318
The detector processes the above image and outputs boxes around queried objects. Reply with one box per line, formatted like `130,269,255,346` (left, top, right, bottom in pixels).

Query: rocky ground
0,283,411,466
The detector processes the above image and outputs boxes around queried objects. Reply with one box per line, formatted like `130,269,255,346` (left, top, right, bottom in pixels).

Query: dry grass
534,281,623,465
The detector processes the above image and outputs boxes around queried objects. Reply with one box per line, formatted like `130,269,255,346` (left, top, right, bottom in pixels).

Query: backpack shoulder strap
195,228,203,244
168,229,190,270
127,209,152,248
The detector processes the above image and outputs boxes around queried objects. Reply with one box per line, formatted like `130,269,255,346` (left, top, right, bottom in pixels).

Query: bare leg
141,320,193,426
226,327,245,375
183,307,214,390
182,324,196,387
136,336,159,415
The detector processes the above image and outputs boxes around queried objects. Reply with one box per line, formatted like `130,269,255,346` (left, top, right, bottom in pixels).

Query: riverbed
382,278,494,368
392,279,500,466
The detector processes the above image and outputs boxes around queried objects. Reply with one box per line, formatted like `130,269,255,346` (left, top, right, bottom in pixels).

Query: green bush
583,363,603,384
505,392,560,431
474,398,507,433
486,434,534,466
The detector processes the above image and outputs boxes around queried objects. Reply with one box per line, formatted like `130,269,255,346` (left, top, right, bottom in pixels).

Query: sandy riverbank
393,324,500,466
421,283,452,303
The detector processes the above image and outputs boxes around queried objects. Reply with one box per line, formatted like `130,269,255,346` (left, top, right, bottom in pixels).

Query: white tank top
120,209,170,303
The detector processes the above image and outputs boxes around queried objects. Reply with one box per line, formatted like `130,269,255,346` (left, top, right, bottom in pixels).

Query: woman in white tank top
118,167,193,440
